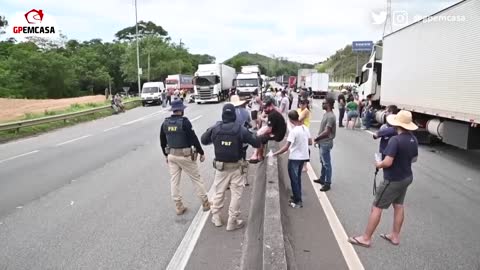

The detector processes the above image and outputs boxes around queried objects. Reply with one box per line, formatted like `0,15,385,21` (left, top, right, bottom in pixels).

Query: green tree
115,21,168,41
0,15,7,36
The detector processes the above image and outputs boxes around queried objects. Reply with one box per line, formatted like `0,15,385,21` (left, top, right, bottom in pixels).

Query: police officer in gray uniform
160,99,210,215
201,103,262,231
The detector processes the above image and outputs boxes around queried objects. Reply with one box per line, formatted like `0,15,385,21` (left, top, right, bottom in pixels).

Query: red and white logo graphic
10,9,58,37
24,9,44,24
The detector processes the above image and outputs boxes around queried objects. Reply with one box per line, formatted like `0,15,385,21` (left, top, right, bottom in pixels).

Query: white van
141,82,165,106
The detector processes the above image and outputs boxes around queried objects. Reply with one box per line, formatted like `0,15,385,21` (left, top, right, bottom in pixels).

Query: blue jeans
319,143,333,185
363,110,374,129
288,160,306,204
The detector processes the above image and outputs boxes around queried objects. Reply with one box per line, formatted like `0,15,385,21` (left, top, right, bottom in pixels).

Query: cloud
3,0,460,64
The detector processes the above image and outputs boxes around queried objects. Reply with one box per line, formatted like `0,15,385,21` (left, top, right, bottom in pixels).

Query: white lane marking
16,206,23,209
289,118,364,269
103,126,121,132
306,163,365,270
56,135,92,147
0,150,40,164
190,115,203,122
122,110,165,126
166,185,214,270
70,201,75,206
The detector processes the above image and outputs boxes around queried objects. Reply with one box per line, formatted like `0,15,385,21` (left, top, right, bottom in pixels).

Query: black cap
222,103,236,122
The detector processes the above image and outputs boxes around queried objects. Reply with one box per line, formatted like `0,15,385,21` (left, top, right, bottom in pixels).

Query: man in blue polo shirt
348,110,418,248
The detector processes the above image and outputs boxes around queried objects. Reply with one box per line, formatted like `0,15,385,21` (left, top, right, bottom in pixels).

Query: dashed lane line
56,135,92,147
103,126,121,132
0,150,40,164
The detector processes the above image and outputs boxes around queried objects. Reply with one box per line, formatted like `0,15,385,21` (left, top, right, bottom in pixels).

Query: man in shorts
348,110,418,248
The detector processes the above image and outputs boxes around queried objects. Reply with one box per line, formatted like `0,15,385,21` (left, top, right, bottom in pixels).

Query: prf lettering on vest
168,126,177,132
221,141,232,146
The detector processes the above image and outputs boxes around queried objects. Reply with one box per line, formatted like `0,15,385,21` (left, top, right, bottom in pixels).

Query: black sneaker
320,185,331,192
289,196,295,203
314,179,325,185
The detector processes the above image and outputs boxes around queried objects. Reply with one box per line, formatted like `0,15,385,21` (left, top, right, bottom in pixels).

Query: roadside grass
14,97,140,122
0,100,141,144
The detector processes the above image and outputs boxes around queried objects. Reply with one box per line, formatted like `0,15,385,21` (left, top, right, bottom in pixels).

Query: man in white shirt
272,110,312,208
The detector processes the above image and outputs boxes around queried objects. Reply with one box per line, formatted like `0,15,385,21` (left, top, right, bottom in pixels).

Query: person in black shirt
337,93,346,127
160,100,210,215
249,97,287,163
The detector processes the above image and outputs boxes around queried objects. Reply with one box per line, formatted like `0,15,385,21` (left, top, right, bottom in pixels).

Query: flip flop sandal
380,234,399,246
348,237,371,248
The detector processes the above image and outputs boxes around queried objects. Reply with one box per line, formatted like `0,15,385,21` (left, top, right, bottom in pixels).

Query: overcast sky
3,0,460,63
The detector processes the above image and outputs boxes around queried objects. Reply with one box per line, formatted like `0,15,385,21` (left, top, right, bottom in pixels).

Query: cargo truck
356,0,480,149
275,75,289,87
297,69,317,90
165,74,194,93
194,64,236,103
235,65,263,98
311,73,329,99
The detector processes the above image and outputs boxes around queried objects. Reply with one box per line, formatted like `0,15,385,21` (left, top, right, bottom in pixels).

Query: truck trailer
311,73,329,99
356,0,480,149
194,64,236,103
297,69,317,90
165,74,194,93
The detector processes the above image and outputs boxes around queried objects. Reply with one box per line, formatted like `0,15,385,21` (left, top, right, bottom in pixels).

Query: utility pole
135,0,141,95
147,51,150,82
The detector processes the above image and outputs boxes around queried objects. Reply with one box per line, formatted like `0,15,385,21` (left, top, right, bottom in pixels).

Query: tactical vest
163,117,189,149
212,122,243,162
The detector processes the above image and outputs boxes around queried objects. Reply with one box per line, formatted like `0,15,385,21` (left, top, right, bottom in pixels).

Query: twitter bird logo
371,11,387,25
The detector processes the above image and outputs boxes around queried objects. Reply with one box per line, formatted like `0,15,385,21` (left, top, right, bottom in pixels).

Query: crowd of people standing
160,84,419,250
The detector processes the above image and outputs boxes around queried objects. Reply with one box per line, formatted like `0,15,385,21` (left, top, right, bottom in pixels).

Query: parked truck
288,76,297,89
194,64,236,103
297,69,317,90
356,0,480,149
165,74,194,93
275,75,289,87
235,65,263,98
311,73,329,99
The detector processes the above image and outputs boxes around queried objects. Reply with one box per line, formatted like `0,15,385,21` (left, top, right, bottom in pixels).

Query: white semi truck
356,0,480,149
194,64,236,103
235,65,263,98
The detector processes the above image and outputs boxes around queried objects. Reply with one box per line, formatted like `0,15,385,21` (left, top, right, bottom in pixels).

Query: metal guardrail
0,100,141,132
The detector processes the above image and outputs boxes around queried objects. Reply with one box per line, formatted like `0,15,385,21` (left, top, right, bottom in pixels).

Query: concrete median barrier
240,141,287,270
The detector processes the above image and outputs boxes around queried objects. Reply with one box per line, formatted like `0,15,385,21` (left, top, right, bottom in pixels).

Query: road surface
0,99,479,269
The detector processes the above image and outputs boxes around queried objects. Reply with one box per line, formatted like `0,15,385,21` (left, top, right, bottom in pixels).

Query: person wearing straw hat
160,99,210,215
229,95,251,129
348,110,419,248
